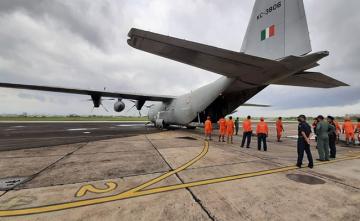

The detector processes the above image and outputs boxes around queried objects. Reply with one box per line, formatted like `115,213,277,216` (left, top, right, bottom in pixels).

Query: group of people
305,115,360,163
312,117,360,147
204,115,360,168
204,115,283,151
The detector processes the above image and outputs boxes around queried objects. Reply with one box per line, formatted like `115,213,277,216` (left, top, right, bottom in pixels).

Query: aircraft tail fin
241,0,312,60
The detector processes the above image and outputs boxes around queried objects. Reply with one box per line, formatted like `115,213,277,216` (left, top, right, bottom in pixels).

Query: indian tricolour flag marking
261,25,275,41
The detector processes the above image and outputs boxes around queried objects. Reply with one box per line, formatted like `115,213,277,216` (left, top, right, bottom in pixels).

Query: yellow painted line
75,182,117,197
130,154,360,198
125,141,209,193
0,142,359,217
0,141,209,217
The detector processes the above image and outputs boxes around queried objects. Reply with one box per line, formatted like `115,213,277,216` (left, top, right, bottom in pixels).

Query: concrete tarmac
0,122,359,220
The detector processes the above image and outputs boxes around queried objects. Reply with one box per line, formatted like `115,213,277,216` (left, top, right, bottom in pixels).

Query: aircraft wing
273,71,349,88
0,82,175,102
127,28,289,85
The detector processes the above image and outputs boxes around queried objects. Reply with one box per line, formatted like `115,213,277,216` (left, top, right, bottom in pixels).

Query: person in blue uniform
327,116,337,159
297,115,314,168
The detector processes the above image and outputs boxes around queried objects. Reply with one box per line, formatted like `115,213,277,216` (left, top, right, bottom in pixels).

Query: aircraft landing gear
155,119,169,129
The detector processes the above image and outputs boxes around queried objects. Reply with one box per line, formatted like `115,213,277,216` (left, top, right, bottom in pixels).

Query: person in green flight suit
235,117,240,135
316,115,330,161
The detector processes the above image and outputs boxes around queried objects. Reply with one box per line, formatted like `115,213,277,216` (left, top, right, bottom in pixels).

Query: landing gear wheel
186,126,197,129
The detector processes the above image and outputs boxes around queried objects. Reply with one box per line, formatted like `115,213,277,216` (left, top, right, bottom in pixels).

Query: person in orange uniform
276,117,284,142
256,117,269,151
342,117,355,146
241,115,252,148
357,118,360,145
218,116,227,142
226,116,235,144
334,120,341,143
204,116,213,141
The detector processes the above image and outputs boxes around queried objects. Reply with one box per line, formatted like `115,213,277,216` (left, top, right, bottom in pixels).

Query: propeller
126,104,142,117
127,99,147,117
127,104,136,113
101,103,109,112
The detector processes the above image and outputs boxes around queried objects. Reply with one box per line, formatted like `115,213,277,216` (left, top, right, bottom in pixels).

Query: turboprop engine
113,100,125,112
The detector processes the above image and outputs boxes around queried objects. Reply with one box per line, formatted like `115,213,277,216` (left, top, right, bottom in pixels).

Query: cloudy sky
0,0,359,117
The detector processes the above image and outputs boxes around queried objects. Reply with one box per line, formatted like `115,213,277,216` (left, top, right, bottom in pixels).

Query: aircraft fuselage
147,51,330,128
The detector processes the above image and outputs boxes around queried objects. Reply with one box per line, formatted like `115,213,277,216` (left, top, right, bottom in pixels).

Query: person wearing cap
241,115,252,148
316,115,330,161
327,116,337,159
204,116,213,141
296,115,313,168
256,117,269,151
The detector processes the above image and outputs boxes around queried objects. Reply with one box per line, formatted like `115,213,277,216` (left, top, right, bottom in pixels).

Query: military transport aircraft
0,0,348,128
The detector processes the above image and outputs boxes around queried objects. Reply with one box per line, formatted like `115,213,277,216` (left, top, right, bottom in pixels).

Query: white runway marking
83,132,91,134
116,124,139,127
11,126,25,128
67,128,98,131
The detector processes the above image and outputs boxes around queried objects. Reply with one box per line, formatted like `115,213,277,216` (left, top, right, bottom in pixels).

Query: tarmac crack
13,142,89,190
0,154,79,159
0,191,7,198
71,149,156,156
145,135,216,221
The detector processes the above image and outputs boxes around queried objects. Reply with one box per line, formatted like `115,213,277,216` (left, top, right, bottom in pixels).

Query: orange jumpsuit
204,120,212,135
276,120,283,138
218,118,227,136
243,119,252,132
334,121,341,134
256,121,269,135
343,120,355,140
226,119,235,136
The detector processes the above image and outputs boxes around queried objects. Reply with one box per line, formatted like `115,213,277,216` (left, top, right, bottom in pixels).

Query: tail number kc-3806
257,1,282,20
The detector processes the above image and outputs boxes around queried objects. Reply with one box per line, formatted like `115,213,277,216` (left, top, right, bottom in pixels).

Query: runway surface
0,122,157,151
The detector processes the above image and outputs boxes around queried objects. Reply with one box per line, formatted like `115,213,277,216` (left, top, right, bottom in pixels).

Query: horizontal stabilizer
273,72,348,88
